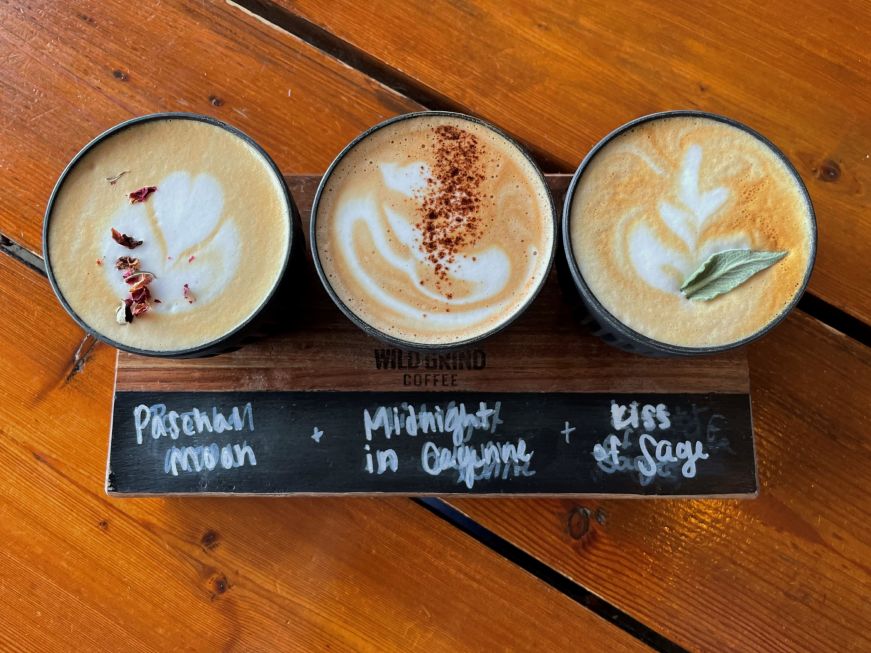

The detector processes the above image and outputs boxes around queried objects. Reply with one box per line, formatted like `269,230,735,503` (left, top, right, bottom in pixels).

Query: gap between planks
227,0,567,172
222,1,871,349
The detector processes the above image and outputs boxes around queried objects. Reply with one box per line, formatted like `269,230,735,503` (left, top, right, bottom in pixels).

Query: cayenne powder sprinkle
414,125,488,290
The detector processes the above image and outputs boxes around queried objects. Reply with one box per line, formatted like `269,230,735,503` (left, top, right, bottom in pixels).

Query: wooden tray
108,175,756,497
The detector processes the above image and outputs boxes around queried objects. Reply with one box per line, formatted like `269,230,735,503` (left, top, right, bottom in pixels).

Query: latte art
626,143,749,295
315,114,554,346
46,117,291,354
333,162,530,325
569,114,814,349
102,171,241,311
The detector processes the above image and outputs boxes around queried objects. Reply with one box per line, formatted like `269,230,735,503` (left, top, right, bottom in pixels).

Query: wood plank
0,253,652,652
0,0,421,256
0,2,649,647
116,175,750,394
108,174,755,498
3,0,866,647
269,0,871,323
447,309,871,652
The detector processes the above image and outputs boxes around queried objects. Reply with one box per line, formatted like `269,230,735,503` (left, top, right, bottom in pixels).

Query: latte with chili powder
44,114,295,356
313,112,555,347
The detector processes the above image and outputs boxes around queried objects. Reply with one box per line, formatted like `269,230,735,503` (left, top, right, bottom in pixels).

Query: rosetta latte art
570,115,814,348
625,144,749,295
333,162,536,328
102,171,240,311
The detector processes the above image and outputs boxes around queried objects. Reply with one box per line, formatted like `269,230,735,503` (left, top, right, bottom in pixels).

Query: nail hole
201,529,219,550
815,159,840,182
567,506,591,539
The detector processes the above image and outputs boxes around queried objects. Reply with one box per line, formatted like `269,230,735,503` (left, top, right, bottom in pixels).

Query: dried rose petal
129,186,157,203
130,286,151,303
115,299,133,324
188,255,196,263
111,228,143,249
115,256,140,271
131,301,149,317
183,283,196,304
125,271,156,291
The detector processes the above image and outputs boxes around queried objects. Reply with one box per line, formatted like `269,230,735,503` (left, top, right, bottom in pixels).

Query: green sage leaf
681,249,787,301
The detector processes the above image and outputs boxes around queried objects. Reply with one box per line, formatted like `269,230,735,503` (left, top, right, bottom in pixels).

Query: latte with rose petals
314,113,555,346
46,117,290,353
569,115,814,348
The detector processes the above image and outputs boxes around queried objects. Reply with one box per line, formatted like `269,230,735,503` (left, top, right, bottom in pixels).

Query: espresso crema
569,115,814,348
314,113,555,346
46,117,290,353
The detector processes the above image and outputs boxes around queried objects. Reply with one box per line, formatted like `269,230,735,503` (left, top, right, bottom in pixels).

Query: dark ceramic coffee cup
561,110,817,357
310,111,557,351
43,112,303,358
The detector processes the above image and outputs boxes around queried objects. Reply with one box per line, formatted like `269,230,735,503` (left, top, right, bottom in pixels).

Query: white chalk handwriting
594,401,713,482
133,402,254,445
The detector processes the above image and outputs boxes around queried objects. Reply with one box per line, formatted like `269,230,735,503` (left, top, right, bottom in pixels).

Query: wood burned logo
372,347,487,388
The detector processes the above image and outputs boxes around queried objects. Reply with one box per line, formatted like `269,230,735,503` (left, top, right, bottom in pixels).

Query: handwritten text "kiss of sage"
592,401,709,480
361,401,535,489
132,403,257,476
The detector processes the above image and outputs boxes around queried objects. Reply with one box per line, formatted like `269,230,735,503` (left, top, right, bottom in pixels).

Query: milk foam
627,144,749,295
316,114,554,344
570,115,814,348
333,162,522,326
101,171,240,310
46,117,291,353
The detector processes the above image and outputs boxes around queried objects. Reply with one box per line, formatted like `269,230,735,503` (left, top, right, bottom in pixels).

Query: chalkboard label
107,391,756,496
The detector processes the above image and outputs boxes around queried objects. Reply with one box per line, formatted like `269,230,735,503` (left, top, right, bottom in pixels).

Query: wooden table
1,1,868,650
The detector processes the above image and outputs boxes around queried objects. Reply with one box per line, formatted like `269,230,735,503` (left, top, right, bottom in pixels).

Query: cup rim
42,111,297,358
561,109,818,356
310,110,558,350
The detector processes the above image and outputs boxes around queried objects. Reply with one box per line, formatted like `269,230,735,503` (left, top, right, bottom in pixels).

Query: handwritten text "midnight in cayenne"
373,348,486,387
362,400,534,489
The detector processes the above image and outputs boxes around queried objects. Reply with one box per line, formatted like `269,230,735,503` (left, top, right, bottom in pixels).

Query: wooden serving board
108,175,756,497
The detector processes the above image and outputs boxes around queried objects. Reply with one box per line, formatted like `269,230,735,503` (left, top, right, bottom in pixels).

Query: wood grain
271,0,871,323
1,0,868,649
116,175,750,394
0,0,420,257
0,254,652,652
447,308,871,652
0,2,650,649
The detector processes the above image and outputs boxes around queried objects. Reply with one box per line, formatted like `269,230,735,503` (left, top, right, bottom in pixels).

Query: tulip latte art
315,114,554,345
46,117,290,353
569,115,814,348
